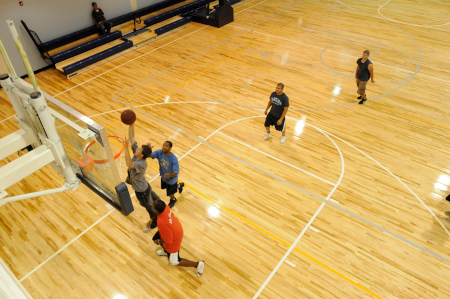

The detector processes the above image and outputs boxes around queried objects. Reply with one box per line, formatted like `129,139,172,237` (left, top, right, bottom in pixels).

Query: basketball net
88,136,125,184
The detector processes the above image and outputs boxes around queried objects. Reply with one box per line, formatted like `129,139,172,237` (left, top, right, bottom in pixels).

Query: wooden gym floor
1,0,450,298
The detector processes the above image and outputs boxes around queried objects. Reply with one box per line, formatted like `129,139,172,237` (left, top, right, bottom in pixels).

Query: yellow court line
303,17,450,51
228,57,356,100
184,182,382,299
105,119,121,129
229,57,450,132
111,130,382,296
119,143,380,298
141,1,332,106
367,102,450,131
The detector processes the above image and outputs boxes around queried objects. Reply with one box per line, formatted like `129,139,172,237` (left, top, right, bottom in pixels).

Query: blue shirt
151,150,179,185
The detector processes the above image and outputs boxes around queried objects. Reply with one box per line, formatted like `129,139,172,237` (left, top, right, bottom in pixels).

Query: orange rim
85,135,125,164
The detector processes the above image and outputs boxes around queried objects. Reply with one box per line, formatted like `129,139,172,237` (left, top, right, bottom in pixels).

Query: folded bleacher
144,0,211,27
24,0,243,78
51,31,122,64
63,40,133,75
42,0,186,52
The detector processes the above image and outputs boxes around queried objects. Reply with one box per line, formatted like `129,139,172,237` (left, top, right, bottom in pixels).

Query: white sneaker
281,136,286,144
197,260,205,277
157,249,167,256
264,132,271,140
142,227,151,233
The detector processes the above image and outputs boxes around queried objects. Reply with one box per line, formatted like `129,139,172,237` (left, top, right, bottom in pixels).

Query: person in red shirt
152,199,205,277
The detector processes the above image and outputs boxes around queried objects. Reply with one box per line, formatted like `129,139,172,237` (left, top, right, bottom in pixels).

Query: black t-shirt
269,92,289,118
92,9,106,23
357,58,372,81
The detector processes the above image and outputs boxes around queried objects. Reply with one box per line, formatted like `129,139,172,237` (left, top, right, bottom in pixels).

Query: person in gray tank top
355,50,375,104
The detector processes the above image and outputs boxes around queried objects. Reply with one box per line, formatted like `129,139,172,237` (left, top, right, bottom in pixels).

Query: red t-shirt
157,206,184,253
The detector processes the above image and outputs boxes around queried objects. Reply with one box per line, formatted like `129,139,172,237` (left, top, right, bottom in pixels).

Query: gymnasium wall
136,0,167,10
0,0,165,78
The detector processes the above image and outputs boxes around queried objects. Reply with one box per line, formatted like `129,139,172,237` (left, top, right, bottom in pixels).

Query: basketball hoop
75,136,125,181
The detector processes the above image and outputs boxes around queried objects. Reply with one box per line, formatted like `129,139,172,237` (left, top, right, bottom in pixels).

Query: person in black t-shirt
92,2,112,35
264,83,289,144
355,50,375,105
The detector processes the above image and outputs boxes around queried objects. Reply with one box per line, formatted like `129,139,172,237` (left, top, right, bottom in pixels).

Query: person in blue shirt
150,141,184,208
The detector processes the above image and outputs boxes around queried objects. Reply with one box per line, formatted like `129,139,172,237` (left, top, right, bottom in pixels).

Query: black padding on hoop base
116,182,134,216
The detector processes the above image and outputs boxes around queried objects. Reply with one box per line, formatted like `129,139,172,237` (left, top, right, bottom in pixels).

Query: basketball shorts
264,113,286,132
161,178,178,196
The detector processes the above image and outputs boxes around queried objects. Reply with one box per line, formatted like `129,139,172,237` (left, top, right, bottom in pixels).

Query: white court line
309,226,320,233
227,24,450,84
33,100,450,247
19,172,160,282
338,0,449,32
253,123,345,298
217,131,335,186
19,208,115,282
52,26,209,98
12,10,312,283
323,130,450,238
329,198,339,204
1,29,209,124
235,0,270,15
0,114,16,124
50,0,274,98
146,174,152,179
226,25,417,73
253,205,323,299
285,260,296,267
0,256,33,299
381,7,450,20
332,1,450,239
378,0,450,29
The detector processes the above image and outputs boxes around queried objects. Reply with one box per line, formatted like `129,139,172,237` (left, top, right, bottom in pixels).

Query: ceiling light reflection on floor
207,205,220,218
294,116,307,136
435,174,450,191
333,86,341,95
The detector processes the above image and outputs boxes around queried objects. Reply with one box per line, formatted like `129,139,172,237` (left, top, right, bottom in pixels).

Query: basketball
121,110,136,125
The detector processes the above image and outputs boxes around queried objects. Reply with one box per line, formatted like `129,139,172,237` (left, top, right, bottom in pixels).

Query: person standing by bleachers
92,2,112,35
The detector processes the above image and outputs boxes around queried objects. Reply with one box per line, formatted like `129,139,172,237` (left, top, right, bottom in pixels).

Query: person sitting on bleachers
92,2,112,35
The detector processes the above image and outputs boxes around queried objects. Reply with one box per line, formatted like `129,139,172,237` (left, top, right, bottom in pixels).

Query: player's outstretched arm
124,137,135,169
128,123,136,145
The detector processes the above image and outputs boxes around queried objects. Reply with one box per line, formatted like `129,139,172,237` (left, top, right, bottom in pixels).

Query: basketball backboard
43,91,133,215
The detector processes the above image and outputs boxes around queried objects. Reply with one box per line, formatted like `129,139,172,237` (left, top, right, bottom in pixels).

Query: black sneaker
168,198,177,208
178,182,185,194
357,96,361,99
358,99,366,104
150,219,157,229
446,194,450,202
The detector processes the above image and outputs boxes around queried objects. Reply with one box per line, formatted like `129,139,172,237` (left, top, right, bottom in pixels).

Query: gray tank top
357,58,372,81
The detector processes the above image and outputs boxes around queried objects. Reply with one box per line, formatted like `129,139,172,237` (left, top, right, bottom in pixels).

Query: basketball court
1,0,450,298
